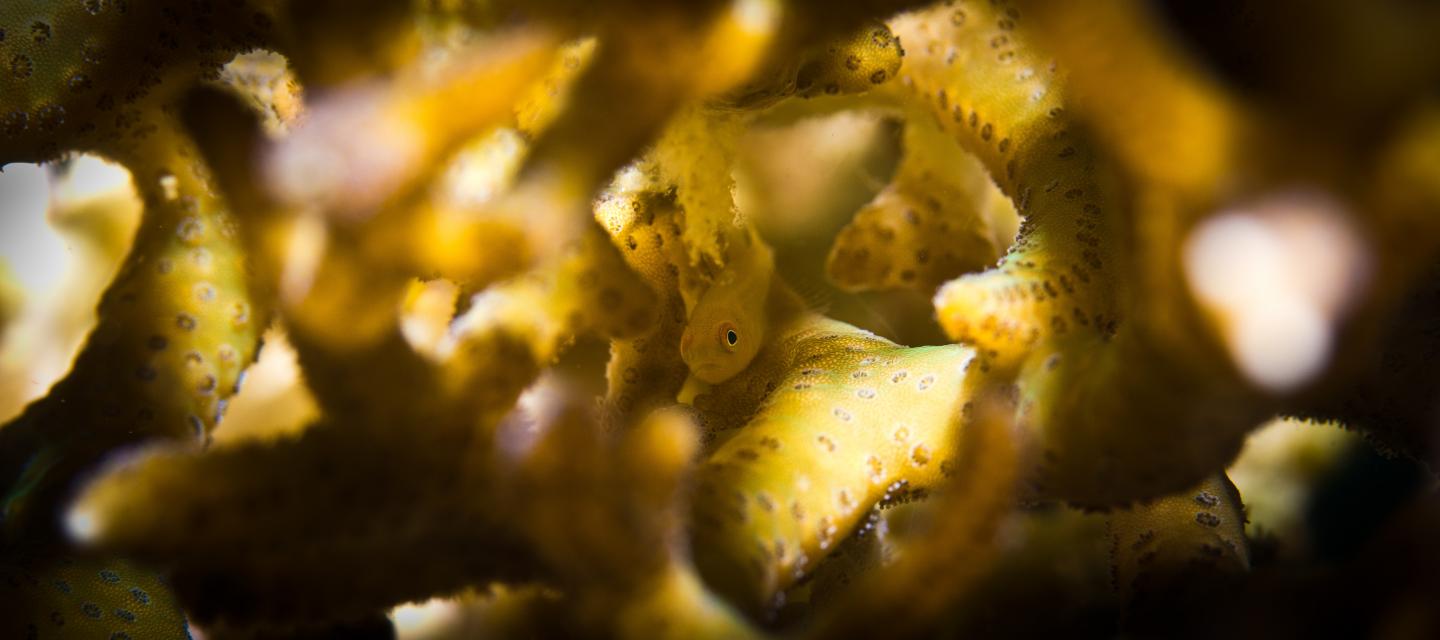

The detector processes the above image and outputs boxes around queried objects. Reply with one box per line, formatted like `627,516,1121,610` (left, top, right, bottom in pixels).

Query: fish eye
718,322,739,350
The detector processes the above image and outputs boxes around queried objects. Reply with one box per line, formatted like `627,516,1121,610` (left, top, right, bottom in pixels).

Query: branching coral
826,112,1015,293
0,552,190,639
3,0,1440,637
690,316,974,611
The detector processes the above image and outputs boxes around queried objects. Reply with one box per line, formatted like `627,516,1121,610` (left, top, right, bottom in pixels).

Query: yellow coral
2,1,1440,637
0,0,278,162
0,125,263,540
827,112,1015,293
691,315,973,611
0,551,189,639
893,0,1123,368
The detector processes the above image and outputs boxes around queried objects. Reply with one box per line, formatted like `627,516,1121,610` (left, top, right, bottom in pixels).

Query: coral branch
0,124,265,540
691,315,974,612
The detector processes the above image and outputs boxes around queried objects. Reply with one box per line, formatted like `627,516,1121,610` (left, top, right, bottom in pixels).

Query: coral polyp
2,0,1440,637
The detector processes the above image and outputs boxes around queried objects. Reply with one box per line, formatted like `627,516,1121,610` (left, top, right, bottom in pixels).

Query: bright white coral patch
1184,190,1369,392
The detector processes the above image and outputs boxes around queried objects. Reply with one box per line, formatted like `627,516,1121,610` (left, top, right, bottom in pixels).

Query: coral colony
2,0,1440,637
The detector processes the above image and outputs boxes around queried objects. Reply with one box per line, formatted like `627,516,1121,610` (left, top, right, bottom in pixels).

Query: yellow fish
680,229,802,385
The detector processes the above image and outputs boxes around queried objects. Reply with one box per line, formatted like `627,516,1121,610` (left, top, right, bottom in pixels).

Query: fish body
681,229,800,385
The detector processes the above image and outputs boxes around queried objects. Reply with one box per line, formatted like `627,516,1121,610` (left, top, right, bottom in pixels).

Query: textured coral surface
2,0,1440,638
